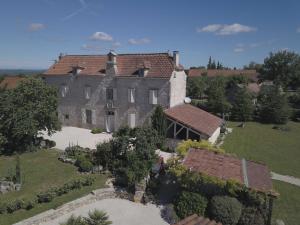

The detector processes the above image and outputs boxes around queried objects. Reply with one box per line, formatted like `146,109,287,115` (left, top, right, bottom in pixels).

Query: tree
175,191,208,219
231,87,254,121
206,77,231,115
151,105,167,138
257,85,290,124
259,51,300,89
94,142,112,170
207,56,212,69
84,210,112,225
209,196,242,225
243,61,262,71
187,77,207,99
211,60,216,69
0,77,61,154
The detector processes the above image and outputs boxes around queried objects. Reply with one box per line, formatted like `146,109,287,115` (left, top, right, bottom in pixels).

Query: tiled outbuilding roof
0,76,25,89
164,104,223,137
188,69,259,81
173,214,222,225
183,148,273,193
44,53,180,78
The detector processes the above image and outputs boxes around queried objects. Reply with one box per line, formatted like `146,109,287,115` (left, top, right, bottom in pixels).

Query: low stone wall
0,180,21,194
14,188,116,225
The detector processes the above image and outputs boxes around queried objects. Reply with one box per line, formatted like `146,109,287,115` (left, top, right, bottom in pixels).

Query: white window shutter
128,89,135,103
149,90,153,104
81,108,86,124
128,113,136,128
92,109,96,125
153,90,158,104
113,88,117,101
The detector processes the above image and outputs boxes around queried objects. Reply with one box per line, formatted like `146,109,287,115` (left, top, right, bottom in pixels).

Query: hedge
0,176,95,214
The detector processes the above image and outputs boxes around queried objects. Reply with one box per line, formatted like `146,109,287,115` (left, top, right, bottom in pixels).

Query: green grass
0,149,107,225
222,121,300,177
272,181,300,225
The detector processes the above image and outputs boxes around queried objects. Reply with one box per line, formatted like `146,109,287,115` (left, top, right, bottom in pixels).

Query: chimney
173,51,179,67
106,50,118,75
58,53,64,61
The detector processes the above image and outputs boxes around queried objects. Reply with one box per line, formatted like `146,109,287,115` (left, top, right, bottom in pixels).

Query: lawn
222,121,300,177
0,149,107,225
272,181,300,225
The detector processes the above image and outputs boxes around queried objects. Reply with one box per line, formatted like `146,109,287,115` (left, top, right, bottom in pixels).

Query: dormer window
138,61,150,77
71,66,84,75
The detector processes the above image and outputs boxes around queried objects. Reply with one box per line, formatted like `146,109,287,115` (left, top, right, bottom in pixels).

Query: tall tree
187,77,207,99
0,77,61,154
211,60,216,69
207,56,212,69
151,105,167,138
257,85,290,124
206,77,231,116
259,51,300,89
231,87,254,121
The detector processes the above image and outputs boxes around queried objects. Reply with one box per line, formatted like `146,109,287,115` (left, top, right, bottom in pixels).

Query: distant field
222,121,300,177
0,150,107,225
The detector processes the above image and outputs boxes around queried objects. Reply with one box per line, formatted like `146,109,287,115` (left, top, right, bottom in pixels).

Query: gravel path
41,126,112,150
41,198,168,225
271,172,300,187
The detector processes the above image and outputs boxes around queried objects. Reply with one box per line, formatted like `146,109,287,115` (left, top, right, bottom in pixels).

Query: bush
161,204,180,224
45,139,56,148
6,200,21,213
209,196,242,225
37,189,57,203
0,202,7,214
65,145,86,158
238,207,265,225
175,191,208,219
91,128,103,134
75,154,93,172
176,140,224,157
23,197,37,210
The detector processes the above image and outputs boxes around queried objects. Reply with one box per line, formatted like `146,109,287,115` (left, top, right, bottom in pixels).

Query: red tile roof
164,104,222,137
173,214,222,225
183,148,273,193
188,69,258,81
0,76,25,89
44,53,179,78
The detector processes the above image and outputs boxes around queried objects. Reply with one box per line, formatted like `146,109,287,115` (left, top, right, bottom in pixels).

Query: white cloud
196,24,222,33
128,38,151,45
234,48,245,53
90,32,113,41
112,42,121,48
81,44,102,52
297,27,300,33
28,23,45,31
197,23,257,35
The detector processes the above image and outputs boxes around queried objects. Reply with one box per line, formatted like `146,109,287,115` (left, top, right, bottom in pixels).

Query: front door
105,111,115,133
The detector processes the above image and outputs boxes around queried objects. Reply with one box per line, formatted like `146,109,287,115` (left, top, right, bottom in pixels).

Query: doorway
105,111,115,133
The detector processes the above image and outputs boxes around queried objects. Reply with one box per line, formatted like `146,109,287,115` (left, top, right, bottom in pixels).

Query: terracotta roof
0,76,25,89
164,104,222,137
188,69,259,81
44,53,179,78
173,214,222,225
183,148,273,193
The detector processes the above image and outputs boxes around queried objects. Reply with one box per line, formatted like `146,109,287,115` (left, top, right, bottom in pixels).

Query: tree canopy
259,51,300,89
231,87,254,121
0,77,61,154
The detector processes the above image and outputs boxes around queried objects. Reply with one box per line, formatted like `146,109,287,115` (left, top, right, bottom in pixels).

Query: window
149,89,158,105
128,88,135,103
61,84,68,98
128,113,136,128
85,86,91,99
86,109,92,124
106,88,114,100
64,114,69,119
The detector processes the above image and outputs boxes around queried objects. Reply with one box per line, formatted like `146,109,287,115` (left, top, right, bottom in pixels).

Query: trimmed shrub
45,139,56,148
23,197,37,210
37,189,57,203
0,202,7,214
238,207,265,225
91,128,103,134
78,159,93,172
6,200,21,213
175,191,208,219
209,196,242,225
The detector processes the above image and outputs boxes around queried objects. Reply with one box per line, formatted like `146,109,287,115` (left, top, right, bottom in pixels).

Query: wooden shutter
113,88,117,101
81,108,86,124
92,109,96,125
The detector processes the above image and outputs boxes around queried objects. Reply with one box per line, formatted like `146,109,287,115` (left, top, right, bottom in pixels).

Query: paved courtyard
41,198,168,225
41,126,112,150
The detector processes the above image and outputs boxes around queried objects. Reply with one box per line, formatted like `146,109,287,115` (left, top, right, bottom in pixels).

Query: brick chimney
106,50,118,75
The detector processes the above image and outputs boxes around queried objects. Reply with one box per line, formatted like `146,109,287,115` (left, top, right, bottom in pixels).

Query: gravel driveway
41,198,168,225
41,126,112,150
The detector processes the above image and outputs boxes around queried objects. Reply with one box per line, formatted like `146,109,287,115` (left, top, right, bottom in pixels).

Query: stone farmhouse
43,51,222,143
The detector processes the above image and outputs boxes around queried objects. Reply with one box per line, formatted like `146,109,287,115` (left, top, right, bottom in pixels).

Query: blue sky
0,0,299,69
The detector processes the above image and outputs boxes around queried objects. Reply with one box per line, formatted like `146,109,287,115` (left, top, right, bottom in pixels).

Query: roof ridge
63,52,170,57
